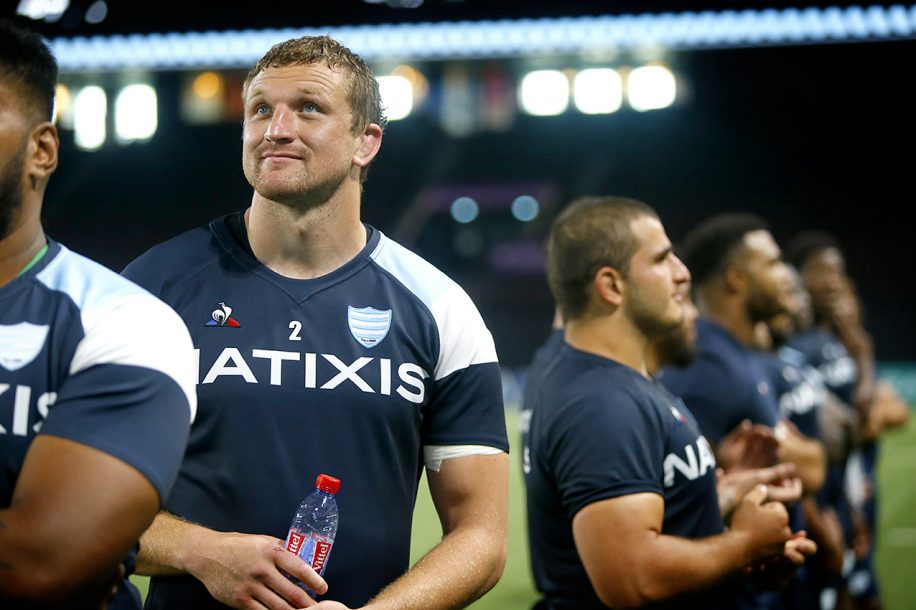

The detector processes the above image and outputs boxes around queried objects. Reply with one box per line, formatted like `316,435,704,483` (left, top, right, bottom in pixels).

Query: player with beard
0,18,196,609
122,35,509,610
649,284,804,526
522,197,815,610
785,232,908,610
658,214,826,609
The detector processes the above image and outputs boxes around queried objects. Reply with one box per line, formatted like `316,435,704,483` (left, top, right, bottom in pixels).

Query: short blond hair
243,35,387,182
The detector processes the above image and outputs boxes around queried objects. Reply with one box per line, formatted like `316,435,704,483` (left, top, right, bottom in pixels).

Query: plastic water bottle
284,473,341,597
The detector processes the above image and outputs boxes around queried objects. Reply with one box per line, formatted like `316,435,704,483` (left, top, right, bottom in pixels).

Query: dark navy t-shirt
1,241,196,609
789,328,857,407
658,319,779,445
122,213,508,609
764,346,824,440
522,343,734,610
788,328,858,538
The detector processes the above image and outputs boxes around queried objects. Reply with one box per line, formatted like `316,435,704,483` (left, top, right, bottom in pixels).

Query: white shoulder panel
36,247,198,422
370,234,498,380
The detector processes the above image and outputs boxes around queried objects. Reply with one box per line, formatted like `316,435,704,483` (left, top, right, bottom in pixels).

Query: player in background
785,231,909,610
522,196,814,610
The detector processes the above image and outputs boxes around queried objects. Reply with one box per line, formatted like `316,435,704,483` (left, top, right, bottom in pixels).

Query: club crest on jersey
0,322,50,371
347,306,391,348
205,302,241,327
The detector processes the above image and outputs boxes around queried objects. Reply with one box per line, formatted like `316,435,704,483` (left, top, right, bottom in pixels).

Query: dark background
10,1,915,365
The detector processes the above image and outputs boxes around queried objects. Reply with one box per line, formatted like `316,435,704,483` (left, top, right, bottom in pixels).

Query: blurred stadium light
114,83,157,142
73,85,106,150
626,64,677,111
573,68,624,114
519,70,569,116
49,6,916,73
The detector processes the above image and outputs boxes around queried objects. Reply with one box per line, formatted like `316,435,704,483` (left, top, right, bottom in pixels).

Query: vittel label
311,540,332,573
286,531,305,555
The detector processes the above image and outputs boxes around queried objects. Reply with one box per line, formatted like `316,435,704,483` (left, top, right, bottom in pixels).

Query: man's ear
27,122,59,187
352,122,383,169
594,266,624,307
722,264,746,295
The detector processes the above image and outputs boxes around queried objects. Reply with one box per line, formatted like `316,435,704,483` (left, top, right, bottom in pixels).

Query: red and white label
286,530,305,555
311,540,333,573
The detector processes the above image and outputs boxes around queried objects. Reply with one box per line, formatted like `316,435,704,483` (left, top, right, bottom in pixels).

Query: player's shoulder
121,216,230,295
545,348,646,408
38,243,162,313
369,231,469,309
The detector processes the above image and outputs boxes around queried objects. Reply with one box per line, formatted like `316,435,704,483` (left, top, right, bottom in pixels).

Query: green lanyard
17,244,49,277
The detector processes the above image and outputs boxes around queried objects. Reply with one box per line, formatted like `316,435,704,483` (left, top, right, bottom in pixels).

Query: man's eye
255,104,270,115
304,103,318,113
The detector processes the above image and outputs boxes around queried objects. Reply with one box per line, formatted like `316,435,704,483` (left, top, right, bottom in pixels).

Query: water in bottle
284,473,341,597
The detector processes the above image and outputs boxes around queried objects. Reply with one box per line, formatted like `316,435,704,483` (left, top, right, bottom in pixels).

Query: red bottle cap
315,474,341,494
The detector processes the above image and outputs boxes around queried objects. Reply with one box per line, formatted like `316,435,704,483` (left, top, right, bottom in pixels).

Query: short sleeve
545,380,664,519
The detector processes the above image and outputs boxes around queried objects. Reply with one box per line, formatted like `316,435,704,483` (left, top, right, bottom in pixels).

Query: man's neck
245,193,366,280
565,314,651,377
700,301,757,347
0,211,46,287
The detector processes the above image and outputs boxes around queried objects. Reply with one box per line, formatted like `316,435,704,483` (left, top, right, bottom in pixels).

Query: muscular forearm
0,508,116,603
800,498,844,576
597,529,755,607
778,437,826,495
137,511,325,610
1,436,159,604
363,454,508,610
136,511,208,576
364,522,506,610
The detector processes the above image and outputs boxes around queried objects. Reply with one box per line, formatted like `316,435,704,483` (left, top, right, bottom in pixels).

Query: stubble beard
0,147,26,241
627,291,683,340
747,289,786,325
245,154,352,212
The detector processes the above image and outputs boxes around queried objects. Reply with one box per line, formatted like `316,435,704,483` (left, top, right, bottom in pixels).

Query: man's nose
265,106,295,143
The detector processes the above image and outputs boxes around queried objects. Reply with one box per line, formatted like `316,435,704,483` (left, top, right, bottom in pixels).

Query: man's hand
717,420,779,472
716,463,801,519
729,485,792,563
745,531,817,590
186,531,327,610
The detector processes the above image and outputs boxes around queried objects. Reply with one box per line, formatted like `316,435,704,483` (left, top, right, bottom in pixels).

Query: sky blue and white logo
347,306,392,348
0,322,50,371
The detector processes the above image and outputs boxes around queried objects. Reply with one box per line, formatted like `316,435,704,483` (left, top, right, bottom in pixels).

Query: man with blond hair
124,35,509,610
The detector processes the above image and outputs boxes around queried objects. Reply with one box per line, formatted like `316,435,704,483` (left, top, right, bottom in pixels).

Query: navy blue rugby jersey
523,343,734,610
518,328,563,457
521,328,563,412
122,212,508,609
0,240,196,609
658,318,779,445
788,327,857,406
764,346,825,440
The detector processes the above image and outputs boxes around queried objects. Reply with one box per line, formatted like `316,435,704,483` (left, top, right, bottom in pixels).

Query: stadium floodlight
50,6,916,72
573,68,623,114
511,195,540,222
73,85,107,151
53,83,73,128
17,0,69,21
626,65,677,112
192,71,223,99
519,70,569,116
450,197,479,223
114,84,158,142
377,74,413,121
